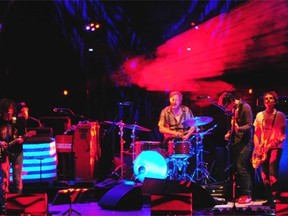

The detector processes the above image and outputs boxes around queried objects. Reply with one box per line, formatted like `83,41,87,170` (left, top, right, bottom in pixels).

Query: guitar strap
262,110,277,147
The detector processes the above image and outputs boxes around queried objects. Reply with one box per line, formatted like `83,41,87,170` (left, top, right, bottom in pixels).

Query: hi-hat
103,121,151,132
182,116,213,127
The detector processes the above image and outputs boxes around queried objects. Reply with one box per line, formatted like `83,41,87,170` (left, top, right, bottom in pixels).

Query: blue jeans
9,151,23,194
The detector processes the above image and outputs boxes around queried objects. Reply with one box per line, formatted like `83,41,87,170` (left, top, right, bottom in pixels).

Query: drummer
158,91,197,152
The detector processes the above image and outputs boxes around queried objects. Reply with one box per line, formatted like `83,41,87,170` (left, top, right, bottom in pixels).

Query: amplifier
55,135,73,152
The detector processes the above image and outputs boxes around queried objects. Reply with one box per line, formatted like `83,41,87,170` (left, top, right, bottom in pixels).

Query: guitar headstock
26,130,36,138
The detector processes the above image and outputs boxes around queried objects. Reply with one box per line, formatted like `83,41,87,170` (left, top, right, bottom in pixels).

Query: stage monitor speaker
6,193,48,216
142,178,216,210
94,178,121,201
151,193,192,215
98,182,143,210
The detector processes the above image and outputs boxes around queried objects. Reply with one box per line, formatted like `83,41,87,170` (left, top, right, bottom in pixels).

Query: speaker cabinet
6,193,48,216
98,182,143,210
151,193,192,215
73,122,101,180
142,178,216,210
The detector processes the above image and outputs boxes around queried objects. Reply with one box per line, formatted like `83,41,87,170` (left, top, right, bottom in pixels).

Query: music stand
52,188,81,215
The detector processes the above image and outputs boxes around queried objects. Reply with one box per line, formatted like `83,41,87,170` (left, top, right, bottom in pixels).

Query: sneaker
262,200,275,207
238,195,252,204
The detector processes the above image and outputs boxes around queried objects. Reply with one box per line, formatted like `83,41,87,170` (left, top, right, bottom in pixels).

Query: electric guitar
252,139,281,169
0,130,36,163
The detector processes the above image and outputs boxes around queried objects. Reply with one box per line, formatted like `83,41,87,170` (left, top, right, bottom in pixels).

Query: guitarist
0,98,26,198
253,91,286,207
220,92,253,204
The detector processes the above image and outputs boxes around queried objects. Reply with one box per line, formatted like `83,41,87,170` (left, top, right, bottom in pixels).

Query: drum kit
104,116,217,184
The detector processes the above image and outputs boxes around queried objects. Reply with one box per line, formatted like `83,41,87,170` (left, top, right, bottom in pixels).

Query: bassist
253,91,286,207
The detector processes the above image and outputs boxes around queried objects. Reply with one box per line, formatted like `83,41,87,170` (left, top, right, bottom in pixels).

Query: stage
5,179,287,216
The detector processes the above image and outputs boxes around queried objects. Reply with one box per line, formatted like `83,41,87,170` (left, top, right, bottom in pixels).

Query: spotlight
84,22,101,32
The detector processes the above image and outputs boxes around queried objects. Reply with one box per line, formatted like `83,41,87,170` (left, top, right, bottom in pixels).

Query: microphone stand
206,97,233,173
205,97,236,208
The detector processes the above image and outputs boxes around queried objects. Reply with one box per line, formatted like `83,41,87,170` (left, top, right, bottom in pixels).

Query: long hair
0,98,17,116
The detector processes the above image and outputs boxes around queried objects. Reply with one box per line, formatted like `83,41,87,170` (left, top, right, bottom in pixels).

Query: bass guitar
0,130,36,163
252,139,281,169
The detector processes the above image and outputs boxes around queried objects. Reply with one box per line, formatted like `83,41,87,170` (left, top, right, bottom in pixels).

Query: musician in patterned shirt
158,91,197,154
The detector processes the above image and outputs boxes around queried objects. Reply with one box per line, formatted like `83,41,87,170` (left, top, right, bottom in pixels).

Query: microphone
197,96,210,99
53,107,67,112
118,101,132,106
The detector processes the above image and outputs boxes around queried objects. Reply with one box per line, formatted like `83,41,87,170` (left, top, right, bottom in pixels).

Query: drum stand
111,121,126,180
168,156,193,181
130,127,137,162
191,134,217,184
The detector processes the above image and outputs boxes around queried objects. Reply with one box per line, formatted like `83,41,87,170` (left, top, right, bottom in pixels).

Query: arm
181,107,196,140
253,120,262,149
235,103,253,133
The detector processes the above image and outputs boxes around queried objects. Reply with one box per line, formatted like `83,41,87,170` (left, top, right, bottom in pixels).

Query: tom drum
168,140,193,158
134,141,161,158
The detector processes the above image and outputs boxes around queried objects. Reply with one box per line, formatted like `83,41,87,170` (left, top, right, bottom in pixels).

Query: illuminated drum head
133,150,168,183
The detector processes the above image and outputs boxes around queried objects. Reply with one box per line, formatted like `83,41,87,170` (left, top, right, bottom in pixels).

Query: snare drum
134,141,161,158
168,140,193,157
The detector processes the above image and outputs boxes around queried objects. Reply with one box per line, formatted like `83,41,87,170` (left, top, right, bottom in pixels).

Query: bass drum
133,150,168,183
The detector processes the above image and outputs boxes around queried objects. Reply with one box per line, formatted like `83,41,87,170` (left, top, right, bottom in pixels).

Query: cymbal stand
118,121,125,180
130,126,136,162
191,133,217,184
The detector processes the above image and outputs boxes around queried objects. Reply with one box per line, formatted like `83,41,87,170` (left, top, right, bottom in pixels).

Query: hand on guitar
0,141,8,149
252,138,283,169
224,131,231,141
14,136,25,145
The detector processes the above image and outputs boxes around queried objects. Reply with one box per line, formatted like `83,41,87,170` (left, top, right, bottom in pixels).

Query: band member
253,91,286,207
220,92,253,204
16,102,42,129
158,91,196,152
0,98,25,195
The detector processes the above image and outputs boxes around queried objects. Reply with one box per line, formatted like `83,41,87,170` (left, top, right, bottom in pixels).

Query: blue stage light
133,150,168,183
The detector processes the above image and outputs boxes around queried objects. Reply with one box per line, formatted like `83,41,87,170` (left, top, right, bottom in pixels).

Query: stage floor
47,199,283,216
17,180,287,216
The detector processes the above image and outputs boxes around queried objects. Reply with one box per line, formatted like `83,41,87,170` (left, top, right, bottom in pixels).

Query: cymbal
103,121,151,132
182,116,213,127
124,123,151,132
103,120,125,126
